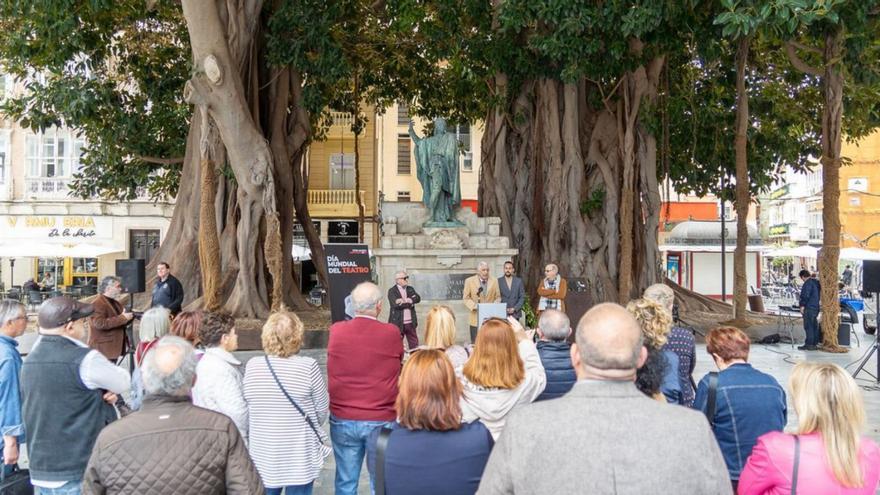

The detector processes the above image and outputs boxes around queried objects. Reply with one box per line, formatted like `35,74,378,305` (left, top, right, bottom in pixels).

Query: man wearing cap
21,297,130,494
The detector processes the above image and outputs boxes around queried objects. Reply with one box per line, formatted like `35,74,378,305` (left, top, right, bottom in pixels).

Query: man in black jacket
387,271,421,350
151,262,184,316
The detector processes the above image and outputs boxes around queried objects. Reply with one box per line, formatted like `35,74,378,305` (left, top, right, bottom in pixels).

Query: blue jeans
265,482,313,495
35,480,82,495
803,308,820,346
330,415,390,495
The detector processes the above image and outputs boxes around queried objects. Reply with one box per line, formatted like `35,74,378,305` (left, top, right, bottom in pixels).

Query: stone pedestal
375,203,517,344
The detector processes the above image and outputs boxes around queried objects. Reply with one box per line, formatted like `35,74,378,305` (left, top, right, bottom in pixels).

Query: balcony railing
25,178,71,199
809,228,824,242
307,189,365,217
327,111,354,129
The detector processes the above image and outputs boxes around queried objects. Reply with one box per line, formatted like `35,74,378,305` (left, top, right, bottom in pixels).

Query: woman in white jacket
460,317,546,439
193,312,248,442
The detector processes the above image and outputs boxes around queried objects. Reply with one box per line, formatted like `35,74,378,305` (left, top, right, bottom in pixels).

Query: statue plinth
375,203,517,343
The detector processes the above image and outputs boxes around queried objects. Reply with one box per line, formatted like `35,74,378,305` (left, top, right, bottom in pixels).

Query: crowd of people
0,259,877,494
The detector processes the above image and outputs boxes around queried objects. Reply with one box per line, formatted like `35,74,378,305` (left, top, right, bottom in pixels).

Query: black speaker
864,260,880,293
116,259,146,294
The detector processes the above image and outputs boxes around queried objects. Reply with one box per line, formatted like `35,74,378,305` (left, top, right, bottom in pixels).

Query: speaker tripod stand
852,293,880,383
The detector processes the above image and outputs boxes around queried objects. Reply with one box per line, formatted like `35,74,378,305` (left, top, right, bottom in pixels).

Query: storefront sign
324,244,372,323
1,215,112,241
769,185,790,200
848,177,869,193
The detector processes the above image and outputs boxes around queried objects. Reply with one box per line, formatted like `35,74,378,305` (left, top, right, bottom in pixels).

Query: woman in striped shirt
244,311,330,495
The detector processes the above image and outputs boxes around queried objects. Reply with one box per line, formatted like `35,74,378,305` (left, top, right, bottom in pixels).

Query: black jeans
803,307,820,346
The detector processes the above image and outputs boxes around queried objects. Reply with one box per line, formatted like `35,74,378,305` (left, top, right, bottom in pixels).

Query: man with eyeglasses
388,271,422,350
21,297,130,494
537,264,568,315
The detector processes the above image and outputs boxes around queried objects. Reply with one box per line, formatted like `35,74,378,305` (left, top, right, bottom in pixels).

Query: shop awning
840,247,880,261
660,244,765,253
762,246,819,258
0,242,123,258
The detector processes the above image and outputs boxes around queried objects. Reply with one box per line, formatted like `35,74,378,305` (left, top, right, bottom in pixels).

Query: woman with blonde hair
460,317,545,439
738,362,880,494
626,298,681,404
366,350,493,494
423,305,470,372
244,311,329,495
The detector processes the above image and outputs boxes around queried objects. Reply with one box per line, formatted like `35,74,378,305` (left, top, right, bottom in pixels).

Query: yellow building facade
303,110,379,247
840,131,880,250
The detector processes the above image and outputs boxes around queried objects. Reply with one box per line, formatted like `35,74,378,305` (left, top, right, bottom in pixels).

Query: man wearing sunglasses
388,271,422,350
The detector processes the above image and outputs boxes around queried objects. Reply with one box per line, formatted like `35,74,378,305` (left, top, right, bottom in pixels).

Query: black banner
324,244,372,322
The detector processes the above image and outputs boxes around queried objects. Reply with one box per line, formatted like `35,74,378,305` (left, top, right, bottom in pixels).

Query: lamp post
720,173,727,303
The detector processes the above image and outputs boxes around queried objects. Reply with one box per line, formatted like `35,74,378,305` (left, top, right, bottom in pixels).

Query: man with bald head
83,336,262,493
328,282,404,495
535,309,576,401
477,303,731,494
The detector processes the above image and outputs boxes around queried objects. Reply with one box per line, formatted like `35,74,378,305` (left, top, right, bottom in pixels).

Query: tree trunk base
819,343,849,354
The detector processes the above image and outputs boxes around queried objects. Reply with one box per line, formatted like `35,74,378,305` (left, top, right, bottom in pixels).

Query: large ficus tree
0,0,406,317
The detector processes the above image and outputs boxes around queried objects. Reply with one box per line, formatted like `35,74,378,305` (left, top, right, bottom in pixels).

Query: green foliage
0,1,190,200
522,296,538,330
771,256,793,268
580,187,606,216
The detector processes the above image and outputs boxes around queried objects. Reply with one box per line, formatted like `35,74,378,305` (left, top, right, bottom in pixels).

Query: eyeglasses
397,276,409,280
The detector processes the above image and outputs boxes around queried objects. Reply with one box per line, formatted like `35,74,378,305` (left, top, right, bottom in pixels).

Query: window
397,102,409,125
397,135,411,175
0,131,9,184
25,130,85,178
454,124,473,172
329,153,355,189
397,191,411,202
328,221,358,244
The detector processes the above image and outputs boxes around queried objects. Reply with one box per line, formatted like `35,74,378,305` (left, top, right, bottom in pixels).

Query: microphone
477,286,483,296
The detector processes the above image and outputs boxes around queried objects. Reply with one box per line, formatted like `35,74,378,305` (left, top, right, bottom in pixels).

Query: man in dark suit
498,261,525,321
387,271,421,350
89,276,134,361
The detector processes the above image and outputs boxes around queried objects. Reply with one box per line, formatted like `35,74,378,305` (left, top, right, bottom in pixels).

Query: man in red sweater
328,282,404,495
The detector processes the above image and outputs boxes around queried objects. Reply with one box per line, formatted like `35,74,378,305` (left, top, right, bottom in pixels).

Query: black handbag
375,427,393,495
705,372,718,428
0,465,33,495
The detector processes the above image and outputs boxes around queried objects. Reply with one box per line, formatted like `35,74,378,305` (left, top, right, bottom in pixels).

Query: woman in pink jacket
738,362,880,495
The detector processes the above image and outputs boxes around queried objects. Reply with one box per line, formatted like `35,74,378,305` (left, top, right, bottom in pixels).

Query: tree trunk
733,36,751,321
819,27,844,351
479,55,664,302
143,0,324,318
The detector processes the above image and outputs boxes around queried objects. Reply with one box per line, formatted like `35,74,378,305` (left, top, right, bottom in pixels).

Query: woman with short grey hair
130,307,171,411
136,307,171,365
0,300,27,473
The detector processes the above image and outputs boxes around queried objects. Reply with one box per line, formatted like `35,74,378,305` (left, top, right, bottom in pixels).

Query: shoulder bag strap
791,435,800,495
376,427,393,495
706,372,718,429
265,356,324,443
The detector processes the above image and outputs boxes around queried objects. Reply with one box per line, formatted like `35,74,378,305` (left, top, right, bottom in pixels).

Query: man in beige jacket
462,262,501,343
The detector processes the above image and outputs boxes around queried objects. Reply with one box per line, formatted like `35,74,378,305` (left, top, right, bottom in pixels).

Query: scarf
539,276,561,311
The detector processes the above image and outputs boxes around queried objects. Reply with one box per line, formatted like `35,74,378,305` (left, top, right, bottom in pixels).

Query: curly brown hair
198,312,235,348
